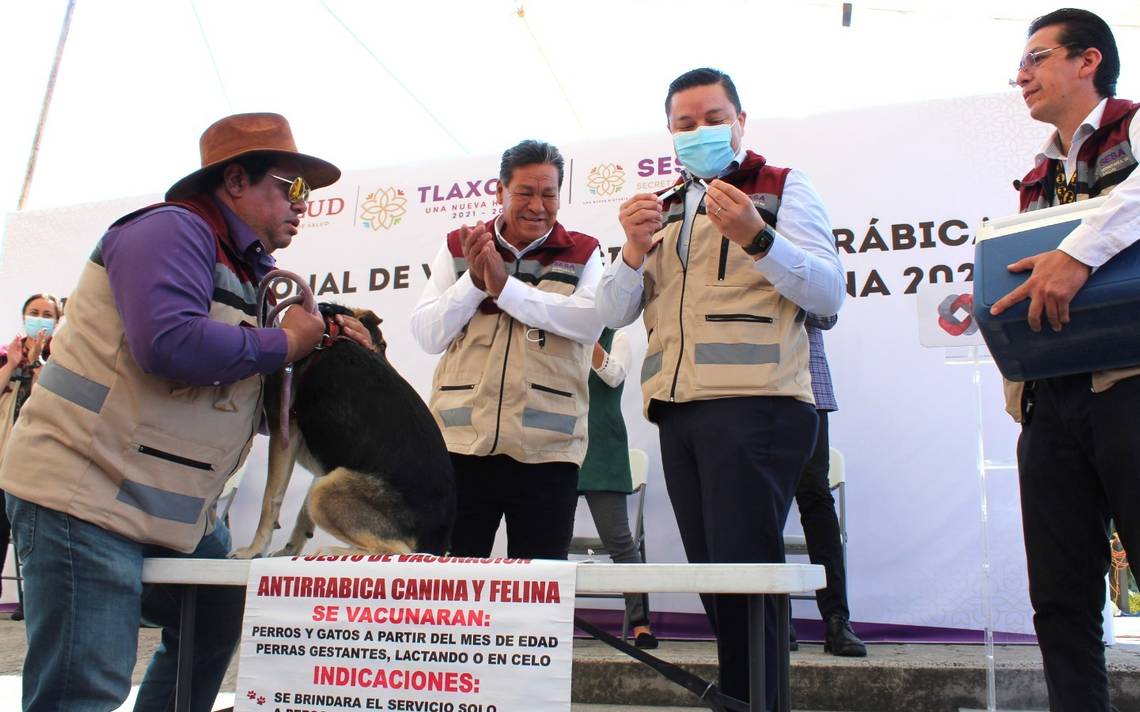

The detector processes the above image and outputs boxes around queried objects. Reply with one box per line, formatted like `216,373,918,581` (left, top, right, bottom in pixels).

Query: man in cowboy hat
0,113,371,712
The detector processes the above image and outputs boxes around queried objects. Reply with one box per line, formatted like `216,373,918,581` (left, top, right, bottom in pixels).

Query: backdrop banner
0,91,1048,639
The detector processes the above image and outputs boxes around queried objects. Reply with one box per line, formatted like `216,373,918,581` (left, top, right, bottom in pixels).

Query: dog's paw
270,542,305,558
228,545,267,560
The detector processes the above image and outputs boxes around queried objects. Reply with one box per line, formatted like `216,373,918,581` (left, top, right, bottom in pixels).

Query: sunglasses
270,174,311,204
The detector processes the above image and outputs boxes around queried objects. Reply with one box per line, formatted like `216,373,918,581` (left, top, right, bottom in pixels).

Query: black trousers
448,453,579,560
656,396,817,708
793,411,849,620
1018,374,1140,712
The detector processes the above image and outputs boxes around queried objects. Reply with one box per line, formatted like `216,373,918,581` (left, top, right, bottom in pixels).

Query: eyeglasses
270,174,311,204
1018,44,1075,73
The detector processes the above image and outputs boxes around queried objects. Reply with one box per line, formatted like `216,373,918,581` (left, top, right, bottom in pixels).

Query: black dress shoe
789,624,799,652
10,604,24,622
824,614,866,657
634,631,659,649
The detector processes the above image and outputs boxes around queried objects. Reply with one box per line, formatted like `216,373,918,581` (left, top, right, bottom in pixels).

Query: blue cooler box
973,196,1140,381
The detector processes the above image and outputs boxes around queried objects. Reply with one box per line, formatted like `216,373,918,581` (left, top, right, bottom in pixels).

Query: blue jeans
7,494,245,712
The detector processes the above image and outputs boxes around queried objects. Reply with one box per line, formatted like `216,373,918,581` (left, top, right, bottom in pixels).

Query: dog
230,303,455,558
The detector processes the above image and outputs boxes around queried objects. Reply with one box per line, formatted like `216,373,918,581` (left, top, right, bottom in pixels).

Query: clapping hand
25,329,47,366
460,222,494,292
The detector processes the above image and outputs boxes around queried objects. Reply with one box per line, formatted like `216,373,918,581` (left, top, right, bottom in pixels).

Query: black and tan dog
231,303,455,557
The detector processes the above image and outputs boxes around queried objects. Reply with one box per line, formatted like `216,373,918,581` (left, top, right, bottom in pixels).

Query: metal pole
17,0,77,211
747,594,766,711
175,585,198,712
972,345,998,711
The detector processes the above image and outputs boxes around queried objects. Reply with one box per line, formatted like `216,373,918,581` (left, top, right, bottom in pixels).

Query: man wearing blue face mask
596,67,846,708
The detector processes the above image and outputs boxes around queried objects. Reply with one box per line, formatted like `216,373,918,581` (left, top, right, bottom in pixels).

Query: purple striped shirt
100,198,287,386
805,313,837,412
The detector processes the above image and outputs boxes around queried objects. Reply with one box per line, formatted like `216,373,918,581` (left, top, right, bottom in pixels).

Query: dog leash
572,616,749,712
256,270,319,450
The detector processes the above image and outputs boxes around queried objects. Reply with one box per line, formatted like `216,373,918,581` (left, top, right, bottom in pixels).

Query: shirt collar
725,145,748,175
1036,97,1109,162
213,197,263,255
493,216,553,257
210,194,272,266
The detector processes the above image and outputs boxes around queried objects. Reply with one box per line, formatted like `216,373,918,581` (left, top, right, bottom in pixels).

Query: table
142,559,824,712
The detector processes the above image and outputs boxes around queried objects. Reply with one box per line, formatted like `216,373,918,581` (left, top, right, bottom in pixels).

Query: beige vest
429,234,594,466
0,224,264,552
639,207,814,418
0,374,22,459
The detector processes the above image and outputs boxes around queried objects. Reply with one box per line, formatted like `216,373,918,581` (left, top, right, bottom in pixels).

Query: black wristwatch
742,226,775,256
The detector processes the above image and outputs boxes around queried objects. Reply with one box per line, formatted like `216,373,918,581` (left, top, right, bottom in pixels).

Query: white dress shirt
596,154,845,328
410,217,606,354
1045,98,1140,268
593,330,631,388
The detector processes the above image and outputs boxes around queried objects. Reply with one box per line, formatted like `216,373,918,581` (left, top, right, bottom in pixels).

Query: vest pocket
116,426,224,526
705,313,774,324
431,380,478,445
523,380,580,453
524,327,577,361
707,241,768,287
531,382,573,399
136,445,213,470
691,318,781,390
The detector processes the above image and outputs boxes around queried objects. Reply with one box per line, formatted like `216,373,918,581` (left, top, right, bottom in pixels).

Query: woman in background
0,293,62,621
577,327,657,648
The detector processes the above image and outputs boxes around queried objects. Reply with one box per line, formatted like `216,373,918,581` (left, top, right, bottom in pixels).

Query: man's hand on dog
460,222,493,291
281,306,325,362
333,315,376,351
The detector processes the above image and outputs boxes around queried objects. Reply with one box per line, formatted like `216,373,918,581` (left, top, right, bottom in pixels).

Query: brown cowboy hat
165,112,341,200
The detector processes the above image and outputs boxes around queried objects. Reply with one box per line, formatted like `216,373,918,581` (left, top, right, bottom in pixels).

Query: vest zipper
488,257,524,455
669,193,703,401
705,314,774,323
531,383,573,398
439,384,475,391
488,316,513,456
137,444,214,471
717,237,730,281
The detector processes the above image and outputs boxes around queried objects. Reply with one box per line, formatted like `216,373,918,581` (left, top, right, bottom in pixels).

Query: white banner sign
236,555,577,712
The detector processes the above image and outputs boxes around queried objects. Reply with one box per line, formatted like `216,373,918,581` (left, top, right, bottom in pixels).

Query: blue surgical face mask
24,316,55,338
672,121,737,179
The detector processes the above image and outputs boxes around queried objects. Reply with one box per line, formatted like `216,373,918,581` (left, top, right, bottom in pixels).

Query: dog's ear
354,308,382,328
353,309,386,353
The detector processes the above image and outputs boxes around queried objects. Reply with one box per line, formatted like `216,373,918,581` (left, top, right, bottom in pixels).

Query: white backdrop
0,91,1046,637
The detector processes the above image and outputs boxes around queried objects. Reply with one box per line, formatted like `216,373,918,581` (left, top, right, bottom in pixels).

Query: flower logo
586,163,625,196
360,187,408,231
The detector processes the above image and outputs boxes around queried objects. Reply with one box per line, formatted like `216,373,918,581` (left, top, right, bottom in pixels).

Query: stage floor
1,618,1139,711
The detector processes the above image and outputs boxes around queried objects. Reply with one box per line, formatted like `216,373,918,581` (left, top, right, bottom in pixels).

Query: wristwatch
742,226,775,256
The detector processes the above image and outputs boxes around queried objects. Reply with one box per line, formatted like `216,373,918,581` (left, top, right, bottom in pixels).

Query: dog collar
316,316,342,351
